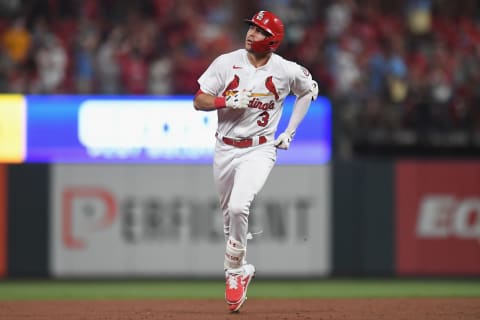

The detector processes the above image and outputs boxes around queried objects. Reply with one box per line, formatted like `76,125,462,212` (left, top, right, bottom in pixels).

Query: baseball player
193,10,318,312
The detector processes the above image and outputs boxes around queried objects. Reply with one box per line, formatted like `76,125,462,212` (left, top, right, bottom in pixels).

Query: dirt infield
1,298,479,320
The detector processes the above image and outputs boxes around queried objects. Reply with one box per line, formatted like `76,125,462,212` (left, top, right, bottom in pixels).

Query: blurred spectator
1,17,31,65
149,52,173,95
116,41,149,95
332,34,362,96
406,0,432,35
96,26,122,94
34,34,67,93
325,0,355,41
73,17,100,93
0,0,22,16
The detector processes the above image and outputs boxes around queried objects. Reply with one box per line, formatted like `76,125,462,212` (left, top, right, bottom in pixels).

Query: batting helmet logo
244,10,284,53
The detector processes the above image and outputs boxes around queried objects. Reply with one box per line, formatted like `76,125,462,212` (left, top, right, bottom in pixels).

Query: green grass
0,279,479,301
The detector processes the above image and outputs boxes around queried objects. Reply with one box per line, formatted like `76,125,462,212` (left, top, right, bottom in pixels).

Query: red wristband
214,97,226,109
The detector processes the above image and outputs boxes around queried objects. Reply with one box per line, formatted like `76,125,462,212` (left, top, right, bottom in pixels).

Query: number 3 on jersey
257,111,270,127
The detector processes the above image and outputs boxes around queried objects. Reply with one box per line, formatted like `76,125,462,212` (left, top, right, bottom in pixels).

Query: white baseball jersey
198,49,313,139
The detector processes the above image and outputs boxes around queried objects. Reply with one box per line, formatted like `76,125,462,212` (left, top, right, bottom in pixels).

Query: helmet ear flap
269,39,279,47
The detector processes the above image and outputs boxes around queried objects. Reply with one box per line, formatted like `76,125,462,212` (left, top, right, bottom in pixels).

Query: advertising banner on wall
0,94,331,165
0,95,26,163
51,165,331,277
395,161,480,275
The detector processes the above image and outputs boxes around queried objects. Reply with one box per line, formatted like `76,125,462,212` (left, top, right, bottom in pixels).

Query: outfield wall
3,164,330,278
333,159,480,277
332,160,395,276
2,160,479,278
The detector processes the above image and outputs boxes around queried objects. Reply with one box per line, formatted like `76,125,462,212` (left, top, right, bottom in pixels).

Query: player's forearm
193,93,220,111
285,92,312,133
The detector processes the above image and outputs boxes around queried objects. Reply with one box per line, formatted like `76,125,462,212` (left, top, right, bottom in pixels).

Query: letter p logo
62,187,116,249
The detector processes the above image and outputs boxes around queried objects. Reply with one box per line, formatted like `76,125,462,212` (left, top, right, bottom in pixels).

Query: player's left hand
275,129,295,150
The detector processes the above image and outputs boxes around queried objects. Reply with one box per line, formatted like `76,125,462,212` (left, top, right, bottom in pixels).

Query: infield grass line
0,279,479,301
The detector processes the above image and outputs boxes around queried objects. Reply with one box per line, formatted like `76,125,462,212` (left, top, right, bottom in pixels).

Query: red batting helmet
244,11,284,53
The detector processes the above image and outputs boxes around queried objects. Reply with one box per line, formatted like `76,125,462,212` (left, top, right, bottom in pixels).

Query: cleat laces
227,274,240,290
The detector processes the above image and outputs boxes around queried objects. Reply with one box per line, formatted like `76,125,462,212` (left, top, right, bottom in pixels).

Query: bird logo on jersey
265,76,279,100
222,75,240,96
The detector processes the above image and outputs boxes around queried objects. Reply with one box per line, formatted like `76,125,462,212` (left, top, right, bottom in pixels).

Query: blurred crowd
1,0,479,157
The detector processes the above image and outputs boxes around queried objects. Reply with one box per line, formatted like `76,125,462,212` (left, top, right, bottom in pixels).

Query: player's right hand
275,129,296,150
225,90,251,109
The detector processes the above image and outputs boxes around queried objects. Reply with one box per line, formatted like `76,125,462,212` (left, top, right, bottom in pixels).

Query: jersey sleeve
289,62,314,97
197,55,227,96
